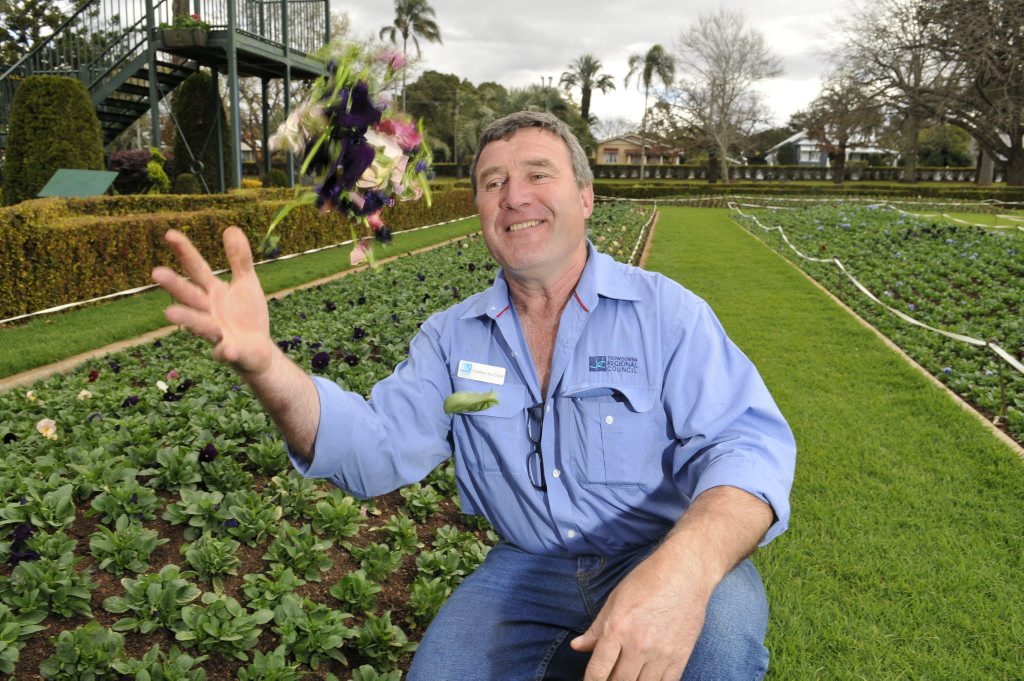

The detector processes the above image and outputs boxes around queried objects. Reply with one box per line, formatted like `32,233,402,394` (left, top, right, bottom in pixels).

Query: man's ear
580,183,595,219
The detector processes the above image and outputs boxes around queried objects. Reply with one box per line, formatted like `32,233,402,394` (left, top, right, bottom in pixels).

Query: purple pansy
312,352,331,371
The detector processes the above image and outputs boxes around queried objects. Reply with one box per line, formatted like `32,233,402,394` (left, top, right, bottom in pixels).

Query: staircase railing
0,0,328,146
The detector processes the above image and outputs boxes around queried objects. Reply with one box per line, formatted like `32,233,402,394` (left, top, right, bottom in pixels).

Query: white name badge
457,360,506,385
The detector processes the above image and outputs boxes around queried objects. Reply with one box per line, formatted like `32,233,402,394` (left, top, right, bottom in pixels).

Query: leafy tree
379,0,442,110
918,124,973,166
668,9,781,183
171,69,231,193
0,0,68,65
2,75,103,204
624,44,675,179
559,53,616,123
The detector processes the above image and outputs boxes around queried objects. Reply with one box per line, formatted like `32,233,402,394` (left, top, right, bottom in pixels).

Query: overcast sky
334,0,849,130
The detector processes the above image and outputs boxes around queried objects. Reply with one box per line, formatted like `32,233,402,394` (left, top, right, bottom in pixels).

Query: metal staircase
0,0,328,186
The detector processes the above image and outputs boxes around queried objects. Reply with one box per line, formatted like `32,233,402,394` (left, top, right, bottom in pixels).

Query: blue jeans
408,541,770,680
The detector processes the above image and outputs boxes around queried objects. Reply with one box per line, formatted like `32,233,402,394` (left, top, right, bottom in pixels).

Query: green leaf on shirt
443,391,498,414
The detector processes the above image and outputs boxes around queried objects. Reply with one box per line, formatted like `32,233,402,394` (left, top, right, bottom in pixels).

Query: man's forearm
241,345,321,461
659,485,774,585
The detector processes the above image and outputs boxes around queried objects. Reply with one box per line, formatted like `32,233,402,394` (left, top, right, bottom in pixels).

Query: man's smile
506,219,543,232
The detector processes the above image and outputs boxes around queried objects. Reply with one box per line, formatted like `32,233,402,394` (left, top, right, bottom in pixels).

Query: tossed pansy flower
156,380,169,393
36,419,58,440
262,42,433,263
312,352,331,371
167,370,180,380
78,389,92,400
88,370,100,382
25,390,36,401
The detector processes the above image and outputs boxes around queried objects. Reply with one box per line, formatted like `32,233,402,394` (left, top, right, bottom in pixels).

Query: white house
765,130,898,166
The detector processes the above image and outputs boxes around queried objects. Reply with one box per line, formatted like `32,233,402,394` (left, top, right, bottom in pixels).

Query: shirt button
552,469,561,478
566,530,576,538
605,415,614,425
545,403,552,412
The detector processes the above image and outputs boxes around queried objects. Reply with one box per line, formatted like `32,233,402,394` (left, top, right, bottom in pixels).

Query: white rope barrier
0,214,480,327
869,203,1024,232
729,201,1024,377
628,204,658,265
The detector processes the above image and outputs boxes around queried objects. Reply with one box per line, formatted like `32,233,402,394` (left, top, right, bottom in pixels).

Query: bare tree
793,71,884,184
842,0,1024,185
590,116,639,141
668,9,781,182
840,0,950,181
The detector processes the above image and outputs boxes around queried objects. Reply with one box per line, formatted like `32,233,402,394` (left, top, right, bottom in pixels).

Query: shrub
173,172,202,194
263,168,289,187
241,178,262,189
2,75,104,205
109,149,153,194
171,69,230,193
147,147,171,193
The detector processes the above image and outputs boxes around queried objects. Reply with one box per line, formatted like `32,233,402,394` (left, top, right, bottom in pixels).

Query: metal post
226,0,242,188
261,77,271,176
282,0,294,187
145,0,161,150
213,69,226,193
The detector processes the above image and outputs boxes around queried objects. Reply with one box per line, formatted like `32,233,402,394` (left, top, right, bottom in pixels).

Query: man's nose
500,176,532,209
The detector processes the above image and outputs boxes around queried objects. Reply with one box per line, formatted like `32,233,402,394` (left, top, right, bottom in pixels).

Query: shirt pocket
563,384,660,486
450,378,529,475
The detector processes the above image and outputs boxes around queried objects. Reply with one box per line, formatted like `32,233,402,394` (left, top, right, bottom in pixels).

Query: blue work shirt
289,242,796,557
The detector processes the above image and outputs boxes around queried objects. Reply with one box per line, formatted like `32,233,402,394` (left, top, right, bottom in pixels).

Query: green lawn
647,207,1023,679
0,217,481,379
3,205,1021,677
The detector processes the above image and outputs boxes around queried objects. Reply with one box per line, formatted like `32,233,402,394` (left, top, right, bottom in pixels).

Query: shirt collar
459,240,642,321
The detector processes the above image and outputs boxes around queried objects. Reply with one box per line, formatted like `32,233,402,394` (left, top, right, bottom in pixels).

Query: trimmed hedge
590,181,1024,203
2,76,104,205
0,189,475,320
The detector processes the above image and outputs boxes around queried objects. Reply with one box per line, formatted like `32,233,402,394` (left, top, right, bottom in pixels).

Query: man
152,111,795,680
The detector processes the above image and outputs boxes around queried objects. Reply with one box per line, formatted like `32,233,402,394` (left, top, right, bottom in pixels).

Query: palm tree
559,53,616,122
624,44,675,179
379,0,443,110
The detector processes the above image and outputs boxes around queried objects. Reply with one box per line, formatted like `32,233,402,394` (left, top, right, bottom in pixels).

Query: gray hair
469,111,593,195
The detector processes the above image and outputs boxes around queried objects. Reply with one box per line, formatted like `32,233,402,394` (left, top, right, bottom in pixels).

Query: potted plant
158,13,211,47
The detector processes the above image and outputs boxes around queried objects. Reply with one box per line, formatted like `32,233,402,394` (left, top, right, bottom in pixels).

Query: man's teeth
507,220,541,232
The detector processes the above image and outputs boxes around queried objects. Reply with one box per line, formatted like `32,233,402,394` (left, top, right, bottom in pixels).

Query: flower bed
733,202,1023,444
0,202,653,679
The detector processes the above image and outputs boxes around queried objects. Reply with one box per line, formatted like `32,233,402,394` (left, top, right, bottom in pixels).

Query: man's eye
531,173,549,181
485,179,504,189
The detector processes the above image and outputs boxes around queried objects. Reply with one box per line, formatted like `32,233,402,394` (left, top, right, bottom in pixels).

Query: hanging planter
159,28,208,48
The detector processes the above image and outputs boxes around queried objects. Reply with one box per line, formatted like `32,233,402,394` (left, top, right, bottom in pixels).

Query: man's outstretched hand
151,227,276,378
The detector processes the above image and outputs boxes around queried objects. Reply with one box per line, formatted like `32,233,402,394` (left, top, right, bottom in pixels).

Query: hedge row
0,189,476,320
590,181,1024,203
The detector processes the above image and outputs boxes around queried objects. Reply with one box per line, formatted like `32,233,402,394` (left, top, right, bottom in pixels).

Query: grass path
647,207,1023,679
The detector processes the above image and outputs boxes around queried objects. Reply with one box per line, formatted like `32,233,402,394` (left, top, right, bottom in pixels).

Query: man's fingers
571,630,597,653
152,266,212,313
223,226,256,277
164,304,222,344
582,639,621,681
163,228,218,290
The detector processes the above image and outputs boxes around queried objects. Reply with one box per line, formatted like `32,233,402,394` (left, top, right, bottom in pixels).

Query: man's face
474,128,594,281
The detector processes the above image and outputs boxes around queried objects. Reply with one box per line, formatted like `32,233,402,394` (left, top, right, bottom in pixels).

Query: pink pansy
376,117,422,152
349,238,372,267
367,210,386,229
167,370,180,380
377,48,407,70
36,419,57,440
390,154,410,195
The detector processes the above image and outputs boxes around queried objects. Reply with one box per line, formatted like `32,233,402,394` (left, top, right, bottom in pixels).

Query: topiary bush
172,172,202,194
2,75,104,205
171,69,231,194
262,168,289,188
147,147,171,193
108,149,152,194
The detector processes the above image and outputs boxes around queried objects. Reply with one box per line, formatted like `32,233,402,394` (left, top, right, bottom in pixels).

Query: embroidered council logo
589,356,638,373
